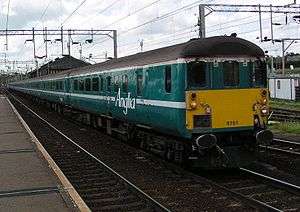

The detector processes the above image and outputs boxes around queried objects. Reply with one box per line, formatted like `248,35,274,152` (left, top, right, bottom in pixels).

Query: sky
0,0,299,73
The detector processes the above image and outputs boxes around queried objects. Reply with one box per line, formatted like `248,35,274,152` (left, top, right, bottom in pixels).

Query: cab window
252,61,267,87
223,61,239,87
187,61,207,89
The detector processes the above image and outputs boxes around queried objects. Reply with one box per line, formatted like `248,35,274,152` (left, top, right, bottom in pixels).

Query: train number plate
226,120,239,126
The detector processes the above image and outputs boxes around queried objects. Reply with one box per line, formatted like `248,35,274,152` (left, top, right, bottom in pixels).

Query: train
8,36,273,168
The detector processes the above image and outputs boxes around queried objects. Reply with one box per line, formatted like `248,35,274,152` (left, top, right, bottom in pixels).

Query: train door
135,68,145,122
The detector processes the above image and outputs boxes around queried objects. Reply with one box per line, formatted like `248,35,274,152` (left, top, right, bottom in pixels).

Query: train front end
183,38,273,168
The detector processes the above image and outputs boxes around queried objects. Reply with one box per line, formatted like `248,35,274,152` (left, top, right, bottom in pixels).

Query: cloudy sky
0,0,299,73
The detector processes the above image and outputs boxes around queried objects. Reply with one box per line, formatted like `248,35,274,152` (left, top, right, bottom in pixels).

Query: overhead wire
86,0,207,52
35,0,51,28
64,0,122,59
96,0,122,16
61,0,88,26
103,8,272,56
101,0,161,30
121,13,288,57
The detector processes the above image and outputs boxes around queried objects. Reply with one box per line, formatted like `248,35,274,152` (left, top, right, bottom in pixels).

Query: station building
269,76,300,101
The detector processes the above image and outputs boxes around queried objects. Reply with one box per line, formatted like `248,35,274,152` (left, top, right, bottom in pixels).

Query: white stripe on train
10,86,186,109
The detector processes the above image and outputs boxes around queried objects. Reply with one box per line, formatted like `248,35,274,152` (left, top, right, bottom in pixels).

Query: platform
0,95,81,211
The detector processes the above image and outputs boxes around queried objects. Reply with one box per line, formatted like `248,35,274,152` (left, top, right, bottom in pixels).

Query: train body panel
186,88,268,131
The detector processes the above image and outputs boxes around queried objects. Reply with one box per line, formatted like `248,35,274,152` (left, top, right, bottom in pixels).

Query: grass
269,122,300,134
270,99,300,111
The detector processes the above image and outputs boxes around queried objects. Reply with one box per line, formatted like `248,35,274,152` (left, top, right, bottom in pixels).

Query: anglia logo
115,88,136,115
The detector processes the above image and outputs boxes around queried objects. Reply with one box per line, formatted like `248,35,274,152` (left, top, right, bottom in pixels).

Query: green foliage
269,122,300,134
270,99,300,111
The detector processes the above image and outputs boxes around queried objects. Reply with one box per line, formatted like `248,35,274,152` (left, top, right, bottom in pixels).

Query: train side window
85,78,91,91
223,61,239,87
92,77,99,91
100,77,104,91
106,76,111,92
137,75,143,96
74,79,78,91
56,81,59,90
79,80,84,91
114,76,119,92
187,61,206,88
165,65,171,93
122,75,128,93
60,81,63,90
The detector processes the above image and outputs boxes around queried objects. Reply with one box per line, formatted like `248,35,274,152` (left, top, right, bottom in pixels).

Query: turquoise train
9,36,273,168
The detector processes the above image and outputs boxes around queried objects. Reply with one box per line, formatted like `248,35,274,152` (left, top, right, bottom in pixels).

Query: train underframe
12,90,273,169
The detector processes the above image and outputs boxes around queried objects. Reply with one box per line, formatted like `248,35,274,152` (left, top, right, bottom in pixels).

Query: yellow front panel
186,89,267,129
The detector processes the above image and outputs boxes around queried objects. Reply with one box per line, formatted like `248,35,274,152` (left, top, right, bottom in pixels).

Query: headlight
205,106,211,114
262,98,267,104
190,101,197,109
261,106,268,115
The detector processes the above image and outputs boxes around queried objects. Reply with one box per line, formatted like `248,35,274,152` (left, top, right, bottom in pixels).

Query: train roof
26,36,265,81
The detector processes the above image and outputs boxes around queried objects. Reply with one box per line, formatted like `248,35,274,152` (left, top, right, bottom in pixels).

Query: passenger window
223,61,239,87
187,61,206,88
165,66,171,93
122,75,128,93
74,79,78,91
106,76,111,92
114,76,119,92
100,77,104,91
58,81,62,90
79,80,84,91
85,78,91,91
137,75,143,96
92,77,99,91
51,81,55,90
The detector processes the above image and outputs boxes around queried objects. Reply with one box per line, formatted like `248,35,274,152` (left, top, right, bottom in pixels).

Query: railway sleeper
87,200,148,211
81,190,132,200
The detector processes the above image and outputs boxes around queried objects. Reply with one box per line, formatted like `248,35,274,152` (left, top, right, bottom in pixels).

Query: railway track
6,90,300,211
260,138,300,156
258,138,300,177
270,138,300,155
202,168,300,211
270,108,300,122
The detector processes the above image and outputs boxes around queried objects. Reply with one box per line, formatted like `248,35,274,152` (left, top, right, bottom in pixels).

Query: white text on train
115,88,136,115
